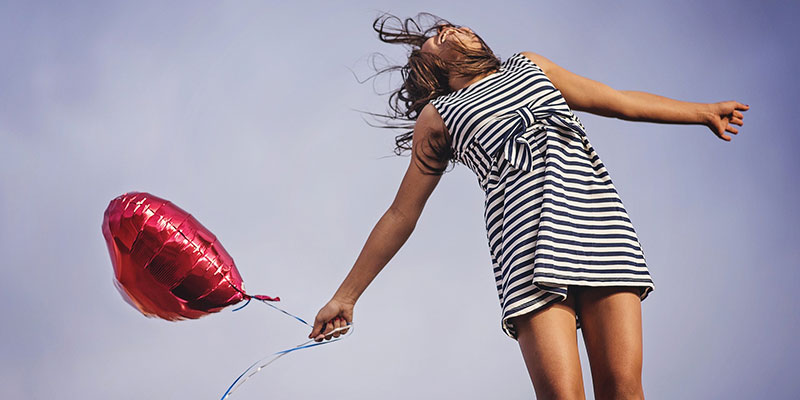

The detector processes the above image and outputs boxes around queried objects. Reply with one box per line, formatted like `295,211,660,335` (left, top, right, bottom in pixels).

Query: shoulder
416,103,447,138
519,51,555,75
410,104,452,169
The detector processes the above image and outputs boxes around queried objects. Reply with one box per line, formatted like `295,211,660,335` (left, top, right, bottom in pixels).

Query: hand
308,297,354,342
704,101,749,141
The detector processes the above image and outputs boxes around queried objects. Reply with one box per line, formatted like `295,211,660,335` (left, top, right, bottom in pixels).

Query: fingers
329,318,344,339
312,318,350,342
709,105,745,142
325,317,351,339
322,320,336,340
313,320,332,342
309,318,325,341
308,299,355,341
713,122,731,142
310,309,334,340
321,318,337,341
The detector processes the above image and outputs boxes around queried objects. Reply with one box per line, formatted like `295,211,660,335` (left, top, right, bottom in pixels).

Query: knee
534,384,585,400
594,374,644,400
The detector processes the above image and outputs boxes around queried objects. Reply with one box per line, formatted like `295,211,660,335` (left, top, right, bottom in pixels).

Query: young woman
308,13,748,399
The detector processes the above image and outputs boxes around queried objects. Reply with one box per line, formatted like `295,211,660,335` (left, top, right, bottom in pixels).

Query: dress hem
501,279,654,340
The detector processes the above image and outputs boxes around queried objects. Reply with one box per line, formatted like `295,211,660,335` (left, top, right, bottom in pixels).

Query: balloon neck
251,294,280,302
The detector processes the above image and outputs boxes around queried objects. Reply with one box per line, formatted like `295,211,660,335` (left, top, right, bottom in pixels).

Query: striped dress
429,52,655,339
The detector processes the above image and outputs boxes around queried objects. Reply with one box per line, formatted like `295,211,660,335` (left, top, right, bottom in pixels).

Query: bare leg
511,286,585,400
575,286,645,400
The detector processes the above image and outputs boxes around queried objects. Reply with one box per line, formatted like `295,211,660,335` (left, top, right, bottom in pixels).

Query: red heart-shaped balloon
101,192,278,320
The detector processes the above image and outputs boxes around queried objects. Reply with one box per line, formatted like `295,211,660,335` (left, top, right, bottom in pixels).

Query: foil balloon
101,191,278,320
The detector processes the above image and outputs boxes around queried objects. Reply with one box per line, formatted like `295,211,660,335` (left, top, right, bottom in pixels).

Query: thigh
575,286,644,399
511,287,585,400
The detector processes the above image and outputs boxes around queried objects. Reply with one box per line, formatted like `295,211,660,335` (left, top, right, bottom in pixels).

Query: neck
448,69,497,91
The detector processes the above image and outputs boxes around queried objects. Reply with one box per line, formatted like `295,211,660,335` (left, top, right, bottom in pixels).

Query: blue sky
1,1,798,398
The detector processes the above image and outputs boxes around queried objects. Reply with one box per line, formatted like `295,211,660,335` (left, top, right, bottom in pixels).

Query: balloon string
231,296,311,327
253,297,311,327
223,296,350,398
219,324,353,399
230,297,251,312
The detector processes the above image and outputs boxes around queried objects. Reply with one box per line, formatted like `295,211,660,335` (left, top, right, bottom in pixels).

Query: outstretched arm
308,104,449,341
521,51,750,141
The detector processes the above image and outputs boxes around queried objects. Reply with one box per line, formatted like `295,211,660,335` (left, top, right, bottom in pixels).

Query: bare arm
308,104,449,341
520,51,750,141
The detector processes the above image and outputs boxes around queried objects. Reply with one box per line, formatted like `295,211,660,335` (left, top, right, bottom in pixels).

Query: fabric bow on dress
470,99,589,192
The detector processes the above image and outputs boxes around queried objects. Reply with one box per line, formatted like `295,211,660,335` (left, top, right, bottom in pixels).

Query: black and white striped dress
429,52,655,339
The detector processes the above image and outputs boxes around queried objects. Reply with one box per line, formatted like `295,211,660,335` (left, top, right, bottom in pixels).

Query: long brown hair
366,12,501,175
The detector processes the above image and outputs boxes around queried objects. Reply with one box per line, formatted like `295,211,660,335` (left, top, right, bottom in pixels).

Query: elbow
387,205,420,231
576,102,621,119
612,90,641,121
570,94,626,119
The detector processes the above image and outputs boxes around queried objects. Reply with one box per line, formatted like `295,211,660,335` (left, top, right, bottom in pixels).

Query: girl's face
421,24,482,61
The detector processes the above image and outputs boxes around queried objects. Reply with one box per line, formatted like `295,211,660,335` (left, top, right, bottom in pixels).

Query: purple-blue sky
1,1,798,399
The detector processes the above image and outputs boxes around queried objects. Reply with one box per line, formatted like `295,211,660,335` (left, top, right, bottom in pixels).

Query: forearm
616,90,711,125
332,208,416,304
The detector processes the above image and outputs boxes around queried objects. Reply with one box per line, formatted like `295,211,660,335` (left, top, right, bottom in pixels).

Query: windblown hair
367,12,501,175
